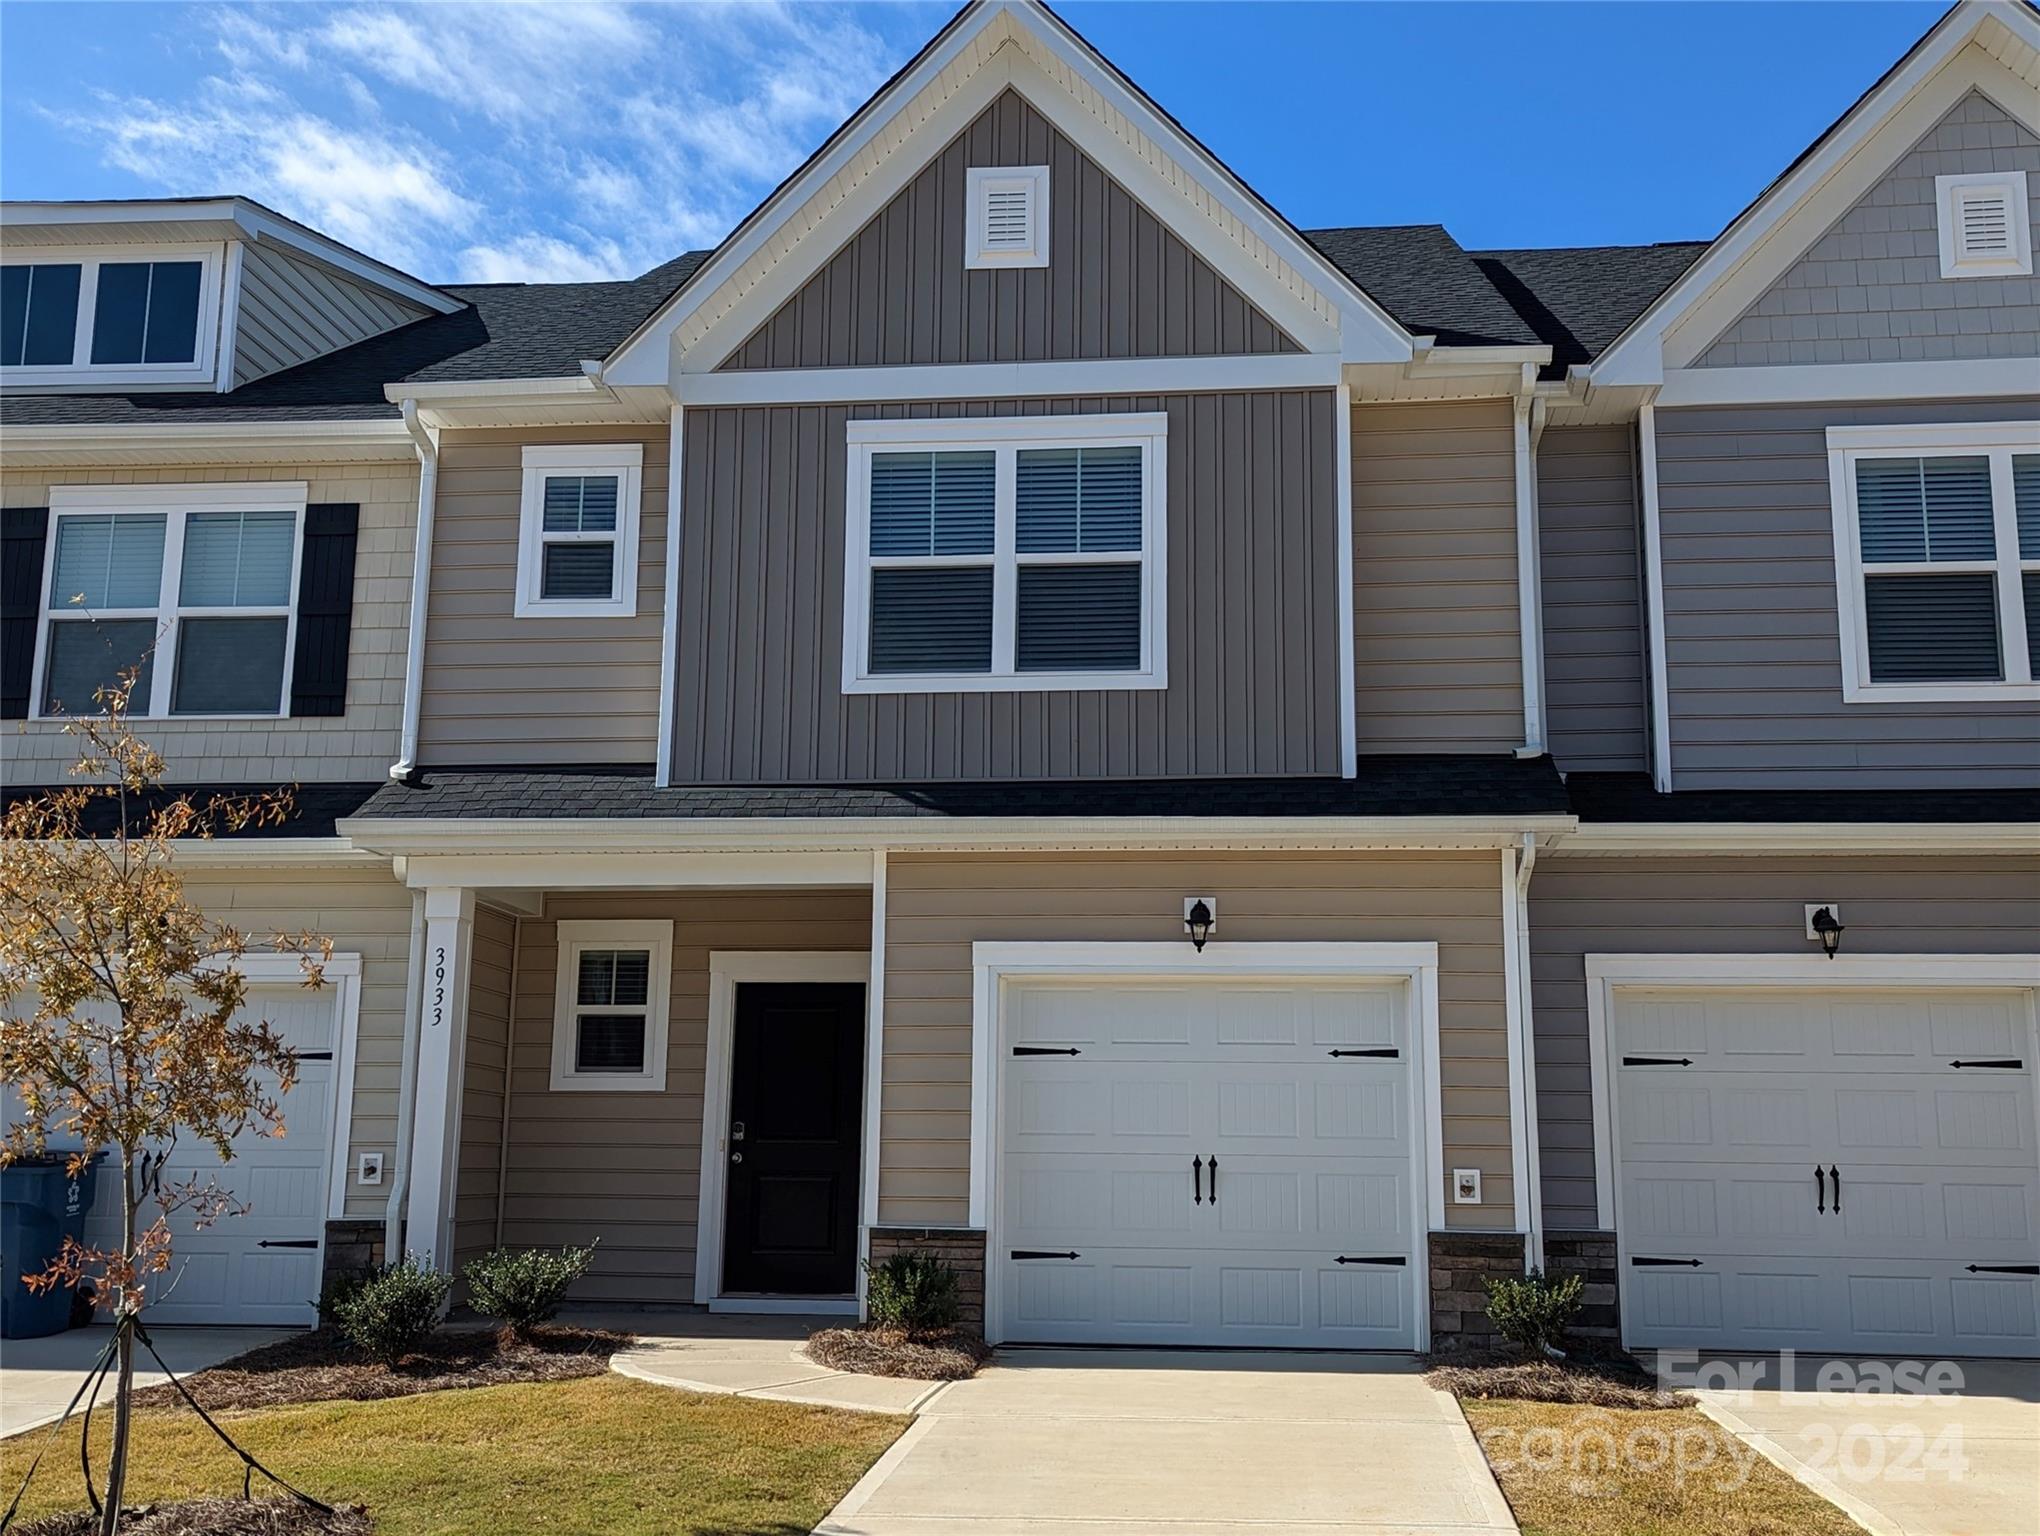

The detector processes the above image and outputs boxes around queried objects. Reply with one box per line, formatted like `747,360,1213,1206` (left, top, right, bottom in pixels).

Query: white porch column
405,886,475,1269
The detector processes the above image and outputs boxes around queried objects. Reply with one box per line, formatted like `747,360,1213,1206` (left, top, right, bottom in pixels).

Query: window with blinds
550,921,672,1092
847,416,1166,693
516,444,643,617
1830,431,2040,700
38,488,304,719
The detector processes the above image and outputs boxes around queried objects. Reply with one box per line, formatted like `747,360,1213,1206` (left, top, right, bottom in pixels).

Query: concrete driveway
0,1326,293,1438
816,1348,1517,1536
1694,1356,2039,1536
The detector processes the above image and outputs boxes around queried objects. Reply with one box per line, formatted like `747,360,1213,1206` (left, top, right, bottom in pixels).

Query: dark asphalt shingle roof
1565,773,2040,825
3,782,384,838
1304,225,1542,348
1473,243,1710,373
347,756,1573,822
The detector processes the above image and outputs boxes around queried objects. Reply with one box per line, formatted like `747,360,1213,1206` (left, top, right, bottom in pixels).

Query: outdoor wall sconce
1808,905,1846,959
1183,896,1216,952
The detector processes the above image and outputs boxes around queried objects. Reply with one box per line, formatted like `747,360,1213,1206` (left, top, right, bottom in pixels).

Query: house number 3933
431,946,447,1028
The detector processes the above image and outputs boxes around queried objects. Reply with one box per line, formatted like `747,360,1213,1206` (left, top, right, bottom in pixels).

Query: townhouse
3,0,2035,1359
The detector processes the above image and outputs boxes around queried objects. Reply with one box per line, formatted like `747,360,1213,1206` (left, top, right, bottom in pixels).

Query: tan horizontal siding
881,851,1515,1233
4,460,417,781
1529,855,2040,1231
494,889,870,1305
420,426,666,766
1350,400,1523,753
233,242,430,387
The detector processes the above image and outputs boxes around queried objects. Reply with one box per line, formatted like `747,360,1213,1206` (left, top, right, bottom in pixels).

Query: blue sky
1,1,1947,285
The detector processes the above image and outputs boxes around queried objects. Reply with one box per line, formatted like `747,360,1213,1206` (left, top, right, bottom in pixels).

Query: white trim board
696,951,873,1309
965,939,1442,1350
1581,951,2040,1231
1657,358,2040,407
674,354,1342,405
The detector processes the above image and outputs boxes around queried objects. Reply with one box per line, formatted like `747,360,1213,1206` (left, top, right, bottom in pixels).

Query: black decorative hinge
1010,1250,1080,1261
1965,1264,2040,1275
1630,1256,1702,1267
1328,1048,1400,1059
256,1239,320,1250
1622,1056,1693,1067
1012,1046,1081,1057
295,1051,334,1062
1950,1059,2023,1070
1334,1255,1407,1266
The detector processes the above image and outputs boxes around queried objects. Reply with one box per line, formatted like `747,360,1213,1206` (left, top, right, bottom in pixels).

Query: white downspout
1512,365,1548,758
384,886,427,1258
390,399,438,782
1512,831,1544,1272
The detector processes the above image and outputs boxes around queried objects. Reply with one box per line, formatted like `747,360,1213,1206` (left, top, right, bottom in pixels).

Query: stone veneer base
867,1225,987,1331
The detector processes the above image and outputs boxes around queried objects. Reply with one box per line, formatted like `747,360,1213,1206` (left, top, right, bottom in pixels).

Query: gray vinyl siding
232,242,432,388
3,459,417,782
493,890,870,1305
670,391,1340,783
721,88,1300,370
882,851,1517,1231
1350,400,1524,754
1656,398,2040,788
453,903,515,1271
1538,425,1648,773
1530,854,2040,1231
420,426,666,766
1697,92,2040,368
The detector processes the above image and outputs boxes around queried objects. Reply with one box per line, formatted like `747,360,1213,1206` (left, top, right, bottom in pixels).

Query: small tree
0,675,330,1533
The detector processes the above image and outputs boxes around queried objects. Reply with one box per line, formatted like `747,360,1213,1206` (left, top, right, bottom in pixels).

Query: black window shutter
1,507,50,720
289,503,359,717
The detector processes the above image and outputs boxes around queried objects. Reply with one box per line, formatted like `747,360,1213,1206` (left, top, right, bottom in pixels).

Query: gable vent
1937,171,2032,278
966,165,1050,269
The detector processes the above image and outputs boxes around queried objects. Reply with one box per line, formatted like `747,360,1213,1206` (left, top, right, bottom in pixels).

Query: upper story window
1935,171,2032,278
1827,424,2039,703
965,166,1049,268
1,245,222,387
515,444,643,618
842,414,1167,694
34,483,307,719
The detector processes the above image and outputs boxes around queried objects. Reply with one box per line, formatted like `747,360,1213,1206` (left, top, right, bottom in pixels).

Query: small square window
516,446,643,617
1936,171,2032,278
550,921,672,1091
965,165,1049,269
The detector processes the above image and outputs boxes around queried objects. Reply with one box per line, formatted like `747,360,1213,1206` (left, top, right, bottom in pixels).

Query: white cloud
31,1,936,283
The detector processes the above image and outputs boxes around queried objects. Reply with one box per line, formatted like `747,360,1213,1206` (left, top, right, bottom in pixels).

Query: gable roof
1472,243,1710,372
1304,226,1542,348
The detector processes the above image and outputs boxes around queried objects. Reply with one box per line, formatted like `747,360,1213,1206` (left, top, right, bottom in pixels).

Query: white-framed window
32,482,308,720
515,444,643,618
964,165,1050,268
1935,171,2032,278
841,414,1168,694
1826,423,2040,703
549,920,673,1092
1,243,224,388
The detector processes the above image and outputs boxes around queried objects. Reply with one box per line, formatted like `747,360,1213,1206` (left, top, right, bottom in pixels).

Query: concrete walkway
0,1326,296,1439
599,1310,945,1415
1693,1356,2039,1536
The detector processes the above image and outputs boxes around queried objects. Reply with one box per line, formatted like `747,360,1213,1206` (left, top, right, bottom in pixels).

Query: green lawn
1,1375,907,1536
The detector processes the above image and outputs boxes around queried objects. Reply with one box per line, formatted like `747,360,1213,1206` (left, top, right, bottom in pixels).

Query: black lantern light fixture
1810,905,1845,959
1184,898,1215,952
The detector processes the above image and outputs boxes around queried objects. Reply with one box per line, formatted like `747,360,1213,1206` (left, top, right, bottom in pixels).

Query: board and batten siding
420,426,666,766
1350,400,1523,754
232,242,432,388
1529,855,2040,1231
881,852,1518,1234
452,903,515,1271
671,391,1340,783
1655,398,2040,788
1537,424,1648,774
3,459,416,782
1695,91,2040,369
721,88,1299,370
491,890,870,1305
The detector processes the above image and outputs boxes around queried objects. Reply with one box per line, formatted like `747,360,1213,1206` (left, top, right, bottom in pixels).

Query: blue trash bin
1,1152,104,1339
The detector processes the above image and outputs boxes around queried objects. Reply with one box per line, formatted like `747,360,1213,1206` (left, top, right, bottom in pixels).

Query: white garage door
82,981,338,1327
997,979,1419,1349
1613,986,2040,1357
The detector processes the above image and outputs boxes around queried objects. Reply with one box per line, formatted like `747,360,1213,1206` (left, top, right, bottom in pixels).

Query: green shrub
462,1242,597,1337
1483,1269,1584,1358
863,1251,961,1337
333,1255,451,1365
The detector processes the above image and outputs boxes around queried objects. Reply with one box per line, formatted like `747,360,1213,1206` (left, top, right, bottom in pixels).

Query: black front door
721,981,865,1295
